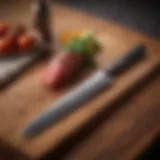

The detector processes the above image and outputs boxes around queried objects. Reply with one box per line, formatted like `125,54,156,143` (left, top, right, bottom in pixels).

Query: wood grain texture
0,1,159,159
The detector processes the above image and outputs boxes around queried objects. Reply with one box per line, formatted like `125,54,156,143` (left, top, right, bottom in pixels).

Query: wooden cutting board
0,1,159,159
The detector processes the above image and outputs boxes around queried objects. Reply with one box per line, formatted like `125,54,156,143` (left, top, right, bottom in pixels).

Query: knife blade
22,44,145,137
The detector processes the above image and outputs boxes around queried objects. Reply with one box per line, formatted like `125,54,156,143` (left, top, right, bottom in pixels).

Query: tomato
42,52,83,88
17,34,35,50
9,26,26,52
0,25,27,55
0,23,9,37
0,38,14,55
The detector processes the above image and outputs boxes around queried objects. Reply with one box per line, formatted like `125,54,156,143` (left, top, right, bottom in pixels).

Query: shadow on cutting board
0,140,29,160
137,136,160,160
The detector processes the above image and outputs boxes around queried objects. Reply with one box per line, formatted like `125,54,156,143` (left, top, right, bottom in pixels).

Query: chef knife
32,0,53,44
22,44,145,137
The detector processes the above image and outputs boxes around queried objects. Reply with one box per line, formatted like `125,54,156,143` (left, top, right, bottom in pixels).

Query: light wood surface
0,1,159,159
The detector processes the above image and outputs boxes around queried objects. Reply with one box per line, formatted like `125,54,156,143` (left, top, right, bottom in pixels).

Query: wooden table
0,1,159,160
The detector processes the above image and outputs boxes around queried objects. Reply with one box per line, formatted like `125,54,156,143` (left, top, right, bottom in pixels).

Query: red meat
42,51,83,88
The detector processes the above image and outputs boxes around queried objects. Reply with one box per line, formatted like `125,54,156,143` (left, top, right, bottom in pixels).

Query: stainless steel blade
22,71,111,137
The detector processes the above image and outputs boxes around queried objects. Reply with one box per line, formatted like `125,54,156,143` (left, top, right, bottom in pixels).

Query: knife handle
106,44,145,76
32,0,52,44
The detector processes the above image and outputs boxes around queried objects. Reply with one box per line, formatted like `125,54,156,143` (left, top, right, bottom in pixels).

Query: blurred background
54,0,160,38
